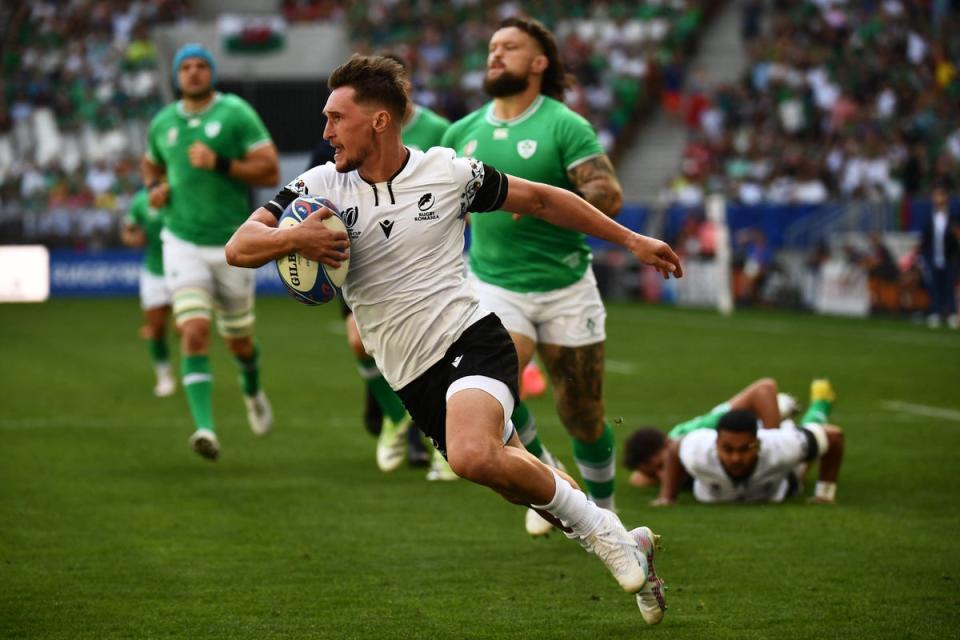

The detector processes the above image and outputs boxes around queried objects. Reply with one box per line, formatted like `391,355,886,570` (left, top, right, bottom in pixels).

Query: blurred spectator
732,227,770,305
0,0,185,247
920,182,960,327
863,232,900,313
4,1,719,248
666,2,960,205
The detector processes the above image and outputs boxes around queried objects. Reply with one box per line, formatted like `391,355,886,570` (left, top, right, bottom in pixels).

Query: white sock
155,362,172,377
592,494,616,511
532,470,604,537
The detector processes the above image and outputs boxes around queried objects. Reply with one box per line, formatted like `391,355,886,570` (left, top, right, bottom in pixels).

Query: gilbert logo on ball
275,195,349,305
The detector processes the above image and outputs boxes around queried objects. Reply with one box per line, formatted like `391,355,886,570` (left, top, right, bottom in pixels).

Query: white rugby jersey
266,146,508,389
678,426,822,503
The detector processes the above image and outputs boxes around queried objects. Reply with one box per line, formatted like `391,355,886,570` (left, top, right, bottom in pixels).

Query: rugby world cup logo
340,206,359,229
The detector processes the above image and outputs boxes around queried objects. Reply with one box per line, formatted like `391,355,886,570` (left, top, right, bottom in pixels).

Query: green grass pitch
1,298,958,639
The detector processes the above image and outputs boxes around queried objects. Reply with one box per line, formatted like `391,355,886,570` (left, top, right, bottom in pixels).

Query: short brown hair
498,16,574,101
328,54,409,122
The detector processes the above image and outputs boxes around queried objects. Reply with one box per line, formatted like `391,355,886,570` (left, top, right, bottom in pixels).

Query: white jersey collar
176,92,222,119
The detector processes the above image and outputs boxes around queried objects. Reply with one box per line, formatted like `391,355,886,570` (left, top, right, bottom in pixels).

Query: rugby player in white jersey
225,55,682,623
654,406,845,506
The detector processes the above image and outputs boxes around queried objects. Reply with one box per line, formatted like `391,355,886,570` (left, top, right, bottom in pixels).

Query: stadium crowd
664,0,960,207
0,0,189,248
0,0,715,248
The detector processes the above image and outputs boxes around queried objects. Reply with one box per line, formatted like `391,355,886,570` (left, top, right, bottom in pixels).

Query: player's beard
483,69,530,97
334,141,373,174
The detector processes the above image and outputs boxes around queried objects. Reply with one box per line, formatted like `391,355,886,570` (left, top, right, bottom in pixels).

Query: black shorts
396,313,519,457
339,296,352,319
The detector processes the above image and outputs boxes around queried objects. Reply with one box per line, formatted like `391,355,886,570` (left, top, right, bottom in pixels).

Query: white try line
882,401,960,422
605,359,637,375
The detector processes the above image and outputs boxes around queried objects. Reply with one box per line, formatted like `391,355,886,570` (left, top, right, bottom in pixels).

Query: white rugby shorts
139,268,172,310
161,228,255,310
468,268,606,347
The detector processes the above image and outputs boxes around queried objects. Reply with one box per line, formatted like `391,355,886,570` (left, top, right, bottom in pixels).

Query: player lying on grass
624,377,819,487
643,380,844,505
224,54,681,624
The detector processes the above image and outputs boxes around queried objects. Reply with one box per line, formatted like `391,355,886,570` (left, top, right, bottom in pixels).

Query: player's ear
531,54,548,74
372,109,390,133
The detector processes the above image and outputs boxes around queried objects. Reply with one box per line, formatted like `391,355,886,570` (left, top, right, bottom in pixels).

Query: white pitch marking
605,360,637,375
882,401,960,422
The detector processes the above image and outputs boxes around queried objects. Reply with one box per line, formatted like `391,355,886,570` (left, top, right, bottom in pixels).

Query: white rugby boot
189,428,220,461
777,392,799,420
580,509,647,593
376,414,411,472
153,365,176,398
244,390,273,437
630,526,666,625
426,448,457,481
525,508,555,537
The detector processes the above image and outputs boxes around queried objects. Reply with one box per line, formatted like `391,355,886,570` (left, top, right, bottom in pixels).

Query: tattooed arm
567,154,623,218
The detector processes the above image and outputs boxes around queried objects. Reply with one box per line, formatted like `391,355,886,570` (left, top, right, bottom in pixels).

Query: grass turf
1,298,958,639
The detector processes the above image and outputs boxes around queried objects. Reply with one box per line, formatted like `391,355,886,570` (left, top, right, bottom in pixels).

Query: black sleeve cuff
263,188,298,219
469,163,509,213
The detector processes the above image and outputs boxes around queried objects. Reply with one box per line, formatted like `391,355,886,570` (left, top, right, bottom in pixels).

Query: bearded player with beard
442,18,628,534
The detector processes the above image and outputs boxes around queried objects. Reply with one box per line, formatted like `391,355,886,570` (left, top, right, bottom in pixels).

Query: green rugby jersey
402,105,450,151
442,95,605,292
126,188,164,276
667,402,731,440
146,93,272,246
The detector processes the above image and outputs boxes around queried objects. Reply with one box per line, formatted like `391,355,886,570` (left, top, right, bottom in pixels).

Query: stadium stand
1,0,719,248
290,0,718,160
663,0,960,207
0,0,187,248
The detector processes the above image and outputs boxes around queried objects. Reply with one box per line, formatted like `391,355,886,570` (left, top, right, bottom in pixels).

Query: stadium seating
2,0,717,248
0,0,181,247
663,0,960,207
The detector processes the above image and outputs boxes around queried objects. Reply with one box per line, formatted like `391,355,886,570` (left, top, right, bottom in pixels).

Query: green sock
513,401,546,460
357,356,406,423
182,355,215,431
149,337,169,365
801,400,832,425
572,422,617,508
235,344,260,396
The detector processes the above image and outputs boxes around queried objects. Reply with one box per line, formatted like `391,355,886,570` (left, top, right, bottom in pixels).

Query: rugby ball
275,195,349,305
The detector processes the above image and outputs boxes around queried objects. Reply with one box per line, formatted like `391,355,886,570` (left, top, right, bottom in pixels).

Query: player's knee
824,425,845,449
447,442,499,484
756,378,777,394
217,308,255,339
226,336,254,358
181,321,210,353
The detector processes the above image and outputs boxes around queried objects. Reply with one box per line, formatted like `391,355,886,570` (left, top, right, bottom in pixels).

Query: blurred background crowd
0,0,956,323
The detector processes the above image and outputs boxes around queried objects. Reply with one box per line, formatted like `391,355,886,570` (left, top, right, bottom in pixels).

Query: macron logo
379,219,394,238
451,355,463,368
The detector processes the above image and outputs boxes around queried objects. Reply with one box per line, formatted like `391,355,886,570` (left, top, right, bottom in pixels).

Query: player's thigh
209,252,256,339
446,388,512,476
161,231,215,326
397,314,519,458
139,269,171,311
